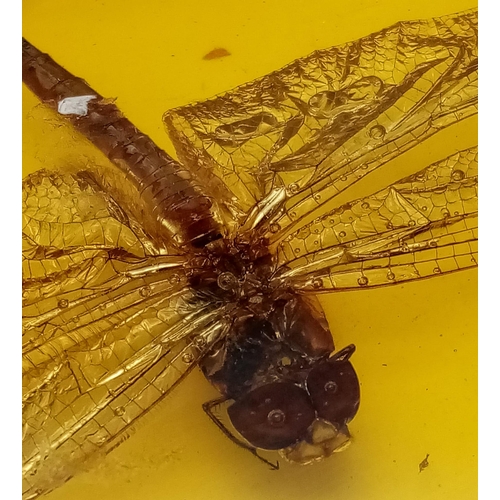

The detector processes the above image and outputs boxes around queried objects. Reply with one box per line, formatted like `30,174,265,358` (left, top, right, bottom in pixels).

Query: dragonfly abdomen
22,38,220,248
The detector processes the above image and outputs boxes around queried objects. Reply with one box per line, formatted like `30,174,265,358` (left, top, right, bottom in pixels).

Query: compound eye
306,356,360,426
227,382,315,450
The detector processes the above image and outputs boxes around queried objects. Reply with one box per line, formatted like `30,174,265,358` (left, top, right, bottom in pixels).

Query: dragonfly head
227,345,360,462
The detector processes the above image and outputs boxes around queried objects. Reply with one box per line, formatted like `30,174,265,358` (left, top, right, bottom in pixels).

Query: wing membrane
22,169,228,499
22,168,147,258
274,147,477,291
164,9,477,238
22,318,225,499
22,9,478,497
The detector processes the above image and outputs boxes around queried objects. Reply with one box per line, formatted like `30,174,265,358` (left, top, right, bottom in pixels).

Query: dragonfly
22,8,478,499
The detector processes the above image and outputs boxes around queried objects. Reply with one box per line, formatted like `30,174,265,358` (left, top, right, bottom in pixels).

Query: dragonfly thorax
188,236,279,310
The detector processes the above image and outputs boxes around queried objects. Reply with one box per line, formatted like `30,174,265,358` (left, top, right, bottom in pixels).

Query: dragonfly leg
202,397,279,470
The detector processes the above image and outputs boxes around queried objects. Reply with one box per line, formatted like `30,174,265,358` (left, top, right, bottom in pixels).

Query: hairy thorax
187,236,335,398
187,236,278,314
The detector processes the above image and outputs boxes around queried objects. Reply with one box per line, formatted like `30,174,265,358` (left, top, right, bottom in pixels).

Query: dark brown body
190,237,360,453
22,10,478,496
22,37,360,473
22,38,220,248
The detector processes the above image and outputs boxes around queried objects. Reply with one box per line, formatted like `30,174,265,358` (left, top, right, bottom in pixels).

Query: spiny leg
202,397,279,470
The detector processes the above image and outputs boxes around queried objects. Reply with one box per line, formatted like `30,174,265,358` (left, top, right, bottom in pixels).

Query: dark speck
203,48,231,60
419,453,430,473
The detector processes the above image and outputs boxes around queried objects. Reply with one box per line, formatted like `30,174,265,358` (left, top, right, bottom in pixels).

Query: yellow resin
23,1,478,499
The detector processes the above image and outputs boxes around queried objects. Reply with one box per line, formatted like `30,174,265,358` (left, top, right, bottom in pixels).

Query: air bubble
324,381,338,393
369,124,386,140
182,353,194,364
267,409,286,426
114,406,125,416
95,434,107,445
294,248,301,254
452,170,465,181
170,274,181,284
217,272,238,291
270,223,280,233
312,278,323,289
58,299,69,309
358,276,369,286
339,231,346,238
194,337,207,349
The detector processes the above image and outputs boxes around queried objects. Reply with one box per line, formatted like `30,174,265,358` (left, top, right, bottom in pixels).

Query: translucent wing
164,9,477,238
22,169,229,499
273,147,477,291
22,9,478,497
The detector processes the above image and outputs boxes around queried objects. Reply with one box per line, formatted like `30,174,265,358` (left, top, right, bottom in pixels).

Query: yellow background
23,0,477,499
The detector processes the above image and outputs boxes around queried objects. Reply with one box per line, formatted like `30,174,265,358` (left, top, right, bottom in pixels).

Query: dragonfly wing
23,311,226,500
23,168,147,258
22,169,229,498
164,9,477,238
273,147,477,291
